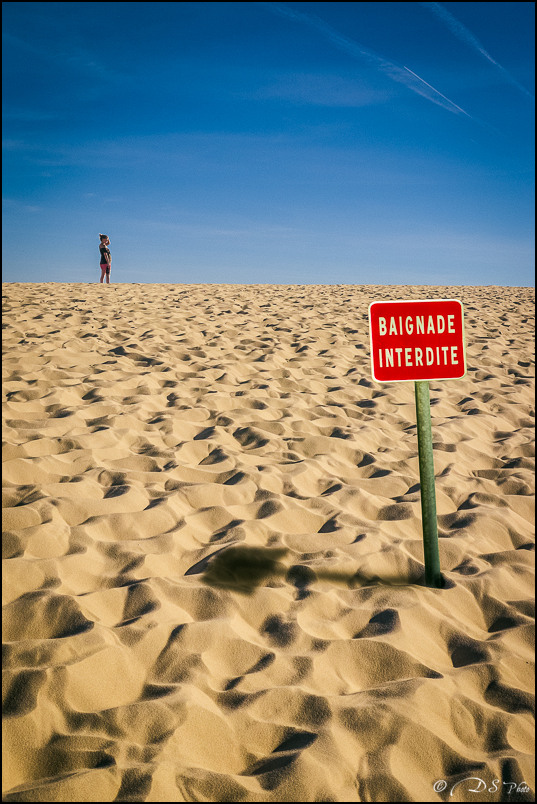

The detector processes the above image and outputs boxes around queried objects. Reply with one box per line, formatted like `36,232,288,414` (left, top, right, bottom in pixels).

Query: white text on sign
368,299,466,383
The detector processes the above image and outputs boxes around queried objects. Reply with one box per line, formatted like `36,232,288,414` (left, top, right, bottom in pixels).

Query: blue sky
2,2,534,285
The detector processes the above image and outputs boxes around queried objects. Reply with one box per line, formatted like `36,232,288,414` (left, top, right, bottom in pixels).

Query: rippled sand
2,282,534,802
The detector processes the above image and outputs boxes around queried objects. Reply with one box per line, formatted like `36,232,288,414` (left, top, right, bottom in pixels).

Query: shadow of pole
190,545,446,596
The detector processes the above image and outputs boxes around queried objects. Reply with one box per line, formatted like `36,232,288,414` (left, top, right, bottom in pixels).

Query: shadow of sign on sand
185,545,447,595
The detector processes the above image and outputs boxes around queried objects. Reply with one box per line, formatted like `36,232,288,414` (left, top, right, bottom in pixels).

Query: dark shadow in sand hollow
194,545,447,595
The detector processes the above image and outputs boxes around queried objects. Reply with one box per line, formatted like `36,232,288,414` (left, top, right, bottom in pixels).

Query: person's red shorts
100,264,111,272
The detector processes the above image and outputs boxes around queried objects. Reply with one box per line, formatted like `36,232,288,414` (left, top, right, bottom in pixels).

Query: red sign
369,299,466,382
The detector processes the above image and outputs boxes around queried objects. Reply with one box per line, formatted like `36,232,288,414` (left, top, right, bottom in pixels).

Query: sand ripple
2,283,534,801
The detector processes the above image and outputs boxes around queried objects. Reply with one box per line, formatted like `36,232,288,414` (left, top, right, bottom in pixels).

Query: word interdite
369,299,466,383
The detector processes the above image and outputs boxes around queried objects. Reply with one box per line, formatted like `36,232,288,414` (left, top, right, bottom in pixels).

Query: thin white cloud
2,31,124,85
128,217,298,238
421,2,534,100
262,2,474,118
251,72,390,107
3,198,42,213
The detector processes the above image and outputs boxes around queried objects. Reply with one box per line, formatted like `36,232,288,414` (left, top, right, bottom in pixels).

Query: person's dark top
99,244,111,264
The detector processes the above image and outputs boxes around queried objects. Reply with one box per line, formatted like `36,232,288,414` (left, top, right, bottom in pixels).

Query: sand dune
2,282,534,802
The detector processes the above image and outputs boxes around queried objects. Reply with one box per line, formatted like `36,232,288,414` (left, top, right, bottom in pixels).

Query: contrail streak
262,2,473,118
403,66,472,118
421,2,534,100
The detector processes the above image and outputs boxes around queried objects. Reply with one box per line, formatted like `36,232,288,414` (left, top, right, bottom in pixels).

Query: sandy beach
2,282,534,802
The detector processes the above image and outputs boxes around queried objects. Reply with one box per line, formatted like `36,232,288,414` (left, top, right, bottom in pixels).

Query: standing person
99,234,111,283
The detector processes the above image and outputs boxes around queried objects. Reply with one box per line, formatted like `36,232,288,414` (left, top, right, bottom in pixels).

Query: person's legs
100,266,106,283
105,266,111,284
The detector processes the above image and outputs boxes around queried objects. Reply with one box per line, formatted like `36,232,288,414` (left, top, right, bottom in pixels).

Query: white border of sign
368,298,467,383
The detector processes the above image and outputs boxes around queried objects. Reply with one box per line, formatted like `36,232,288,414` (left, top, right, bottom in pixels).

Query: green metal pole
414,381,442,588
